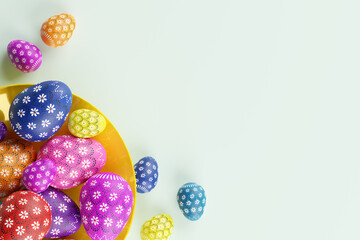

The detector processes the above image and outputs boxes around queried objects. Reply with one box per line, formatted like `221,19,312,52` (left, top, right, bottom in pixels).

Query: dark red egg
0,191,51,239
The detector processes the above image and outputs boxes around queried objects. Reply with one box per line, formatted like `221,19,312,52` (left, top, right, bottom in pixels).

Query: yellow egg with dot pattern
68,109,106,138
140,214,174,240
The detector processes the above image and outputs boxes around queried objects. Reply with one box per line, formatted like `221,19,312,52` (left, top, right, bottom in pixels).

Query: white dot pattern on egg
9,81,72,142
38,187,81,238
22,158,56,193
79,172,134,240
7,40,42,73
177,182,206,221
37,135,107,189
134,156,158,193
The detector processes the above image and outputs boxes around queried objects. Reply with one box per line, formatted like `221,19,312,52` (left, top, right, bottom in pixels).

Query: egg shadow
1,54,23,81
174,171,195,186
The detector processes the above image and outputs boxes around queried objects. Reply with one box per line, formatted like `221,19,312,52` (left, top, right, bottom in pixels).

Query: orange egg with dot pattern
0,139,36,198
41,13,76,47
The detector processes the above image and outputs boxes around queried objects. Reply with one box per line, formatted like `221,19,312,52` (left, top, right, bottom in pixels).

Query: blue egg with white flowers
9,81,72,142
177,182,206,221
134,156,158,193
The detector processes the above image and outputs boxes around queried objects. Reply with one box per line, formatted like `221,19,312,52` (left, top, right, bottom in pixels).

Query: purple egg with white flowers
79,172,134,240
7,40,42,73
38,187,81,238
0,121,7,142
134,156,158,193
22,158,56,193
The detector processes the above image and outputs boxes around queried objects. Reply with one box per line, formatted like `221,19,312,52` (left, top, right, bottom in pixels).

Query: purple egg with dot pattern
79,172,134,240
38,187,81,238
0,121,7,142
7,40,42,73
22,158,56,193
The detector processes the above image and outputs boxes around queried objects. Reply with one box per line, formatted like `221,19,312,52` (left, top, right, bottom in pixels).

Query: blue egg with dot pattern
9,81,72,142
177,182,206,221
134,156,158,193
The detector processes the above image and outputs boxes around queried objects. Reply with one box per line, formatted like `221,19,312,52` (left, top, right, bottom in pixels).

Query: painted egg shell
0,121,7,142
68,109,107,138
177,182,206,221
22,158,56,193
41,13,76,47
134,156,158,193
7,40,42,73
0,139,36,198
0,191,51,240
79,172,134,240
9,80,72,142
140,214,174,240
37,135,107,189
38,187,81,238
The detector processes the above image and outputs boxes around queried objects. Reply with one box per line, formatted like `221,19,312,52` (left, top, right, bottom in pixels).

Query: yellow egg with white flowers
140,214,174,240
68,109,106,138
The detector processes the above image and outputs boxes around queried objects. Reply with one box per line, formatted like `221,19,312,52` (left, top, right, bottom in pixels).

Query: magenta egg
37,135,107,189
7,40,42,73
79,172,134,240
22,158,56,193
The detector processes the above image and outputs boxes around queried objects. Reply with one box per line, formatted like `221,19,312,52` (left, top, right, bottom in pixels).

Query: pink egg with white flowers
22,158,56,193
37,135,107,189
79,172,134,240
7,40,42,73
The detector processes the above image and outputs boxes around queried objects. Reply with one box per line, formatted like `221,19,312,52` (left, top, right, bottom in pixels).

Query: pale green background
0,0,359,239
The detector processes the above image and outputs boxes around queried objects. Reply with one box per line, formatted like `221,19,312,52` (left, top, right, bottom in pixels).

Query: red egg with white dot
0,191,51,240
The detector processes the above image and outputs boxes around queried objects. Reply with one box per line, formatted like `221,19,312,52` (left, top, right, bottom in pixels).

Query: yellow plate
0,84,136,240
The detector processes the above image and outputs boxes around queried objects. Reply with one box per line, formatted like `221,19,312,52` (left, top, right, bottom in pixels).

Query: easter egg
134,156,158,193
7,40,42,73
38,187,81,238
0,191,51,240
177,182,206,221
68,109,107,138
140,214,174,240
0,139,36,198
0,121,7,142
41,13,76,47
37,135,107,189
79,172,133,240
22,158,56,193
9,81,72,142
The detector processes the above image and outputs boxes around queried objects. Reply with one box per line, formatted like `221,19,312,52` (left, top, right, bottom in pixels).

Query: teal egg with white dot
177,182,206,221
